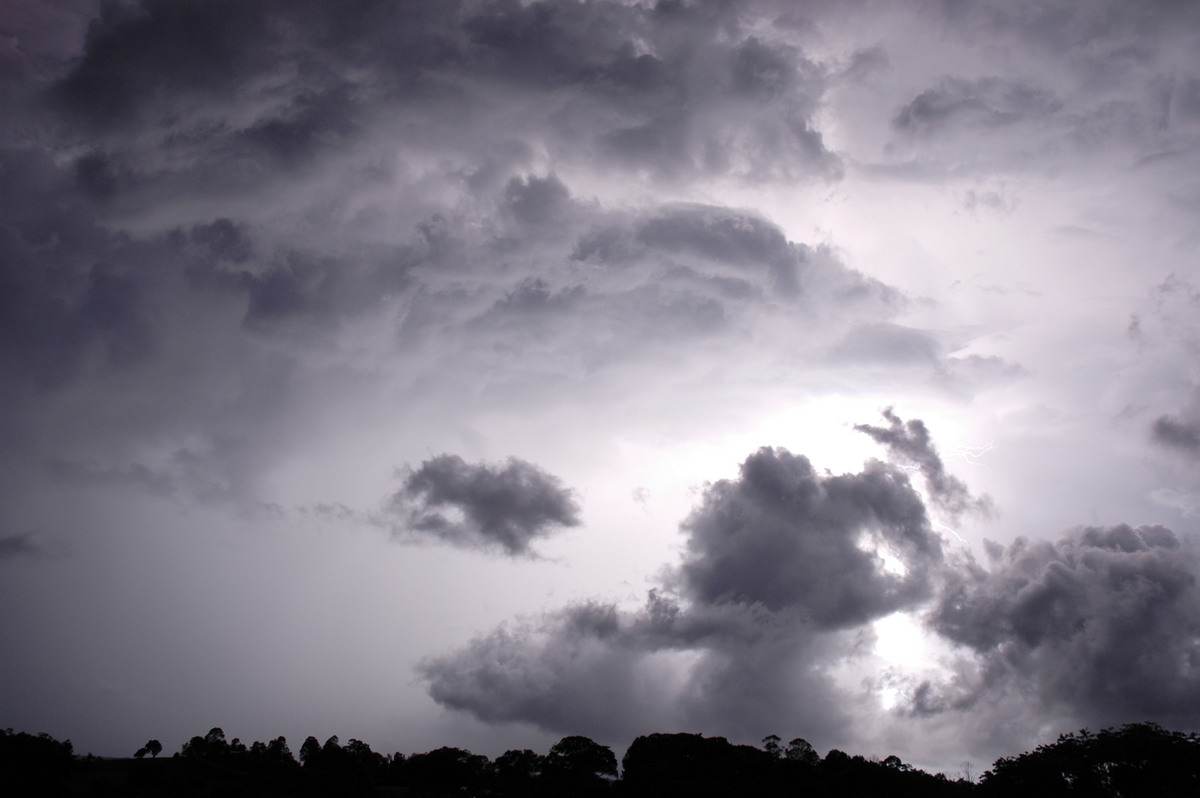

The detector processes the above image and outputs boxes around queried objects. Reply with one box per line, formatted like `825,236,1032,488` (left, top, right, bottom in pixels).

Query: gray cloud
830,324,943,367
422,601,665,740
893,77,1061,135
1150,384,1200,459
7,0,1196,768
854,407,991,521
825,325,1024,398
422,415,964,744
387,455,581,557
926,523,1200,727
43,0,841,197
1152,414,1200,455
0,532,47,561
420,591,855,747
0,0,898,525
677,444,944,627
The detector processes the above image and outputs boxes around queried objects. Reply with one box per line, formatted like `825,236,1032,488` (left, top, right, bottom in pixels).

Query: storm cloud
1152,414,1200,455
0,533,47,561
5,0,1200,773
676,443,944,626
854,408,991,521
422,411,958,743
388,455,581,557
926,523,1200,728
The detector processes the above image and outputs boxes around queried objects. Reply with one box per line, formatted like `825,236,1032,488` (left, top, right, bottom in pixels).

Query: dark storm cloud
925,524,1200,725
44,0,840,201
876,0,1200,179
1149,384,1200,462
53,0,273,129
0,532,47,561
420,591,854,745
504,174,572,226
0,126,888,532
892,77,1061,135
634,205,800,295
434,194,897,377
422,414,967,741
1152,414,1200,455
422,601,663,739
0,147,158,392
0,143,383,513
0,0,892,544
854,407,991,520
387,455,581,557
677,445,944,627
0,0,887,464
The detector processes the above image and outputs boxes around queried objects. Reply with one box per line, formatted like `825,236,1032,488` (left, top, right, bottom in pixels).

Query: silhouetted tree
299,735,321,767
403,746,492,794
265,736,292,764
762,734,782,758
545,734,617,781
786,737,818,766
624,733,783,797
0,729,77,792
145,739,162,758
180,727,232,761
247,735,296,768
495,748,542,794
344,737,386,775
319,734,344,770
0,729,74,769
15,719,1200,797
980,722,1200,797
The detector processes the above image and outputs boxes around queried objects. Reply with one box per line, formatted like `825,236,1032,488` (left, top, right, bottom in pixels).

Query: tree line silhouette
1,721,1198,796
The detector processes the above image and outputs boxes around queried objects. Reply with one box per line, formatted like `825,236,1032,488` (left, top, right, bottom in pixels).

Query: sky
3,0,1200,775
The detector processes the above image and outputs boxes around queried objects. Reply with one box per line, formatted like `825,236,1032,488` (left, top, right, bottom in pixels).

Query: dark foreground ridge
2,722,1198,796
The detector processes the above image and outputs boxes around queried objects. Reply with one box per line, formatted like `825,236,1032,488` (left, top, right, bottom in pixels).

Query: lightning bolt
933,521,968,544
948,441,994,466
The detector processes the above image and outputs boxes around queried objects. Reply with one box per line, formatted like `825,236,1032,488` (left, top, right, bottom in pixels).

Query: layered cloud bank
3,0,1200,772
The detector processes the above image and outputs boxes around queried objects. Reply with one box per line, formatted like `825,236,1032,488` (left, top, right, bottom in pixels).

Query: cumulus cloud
422,412,964,743
924,524,1200,727
677,445,944,627
420,591,856,745
387,455,581,557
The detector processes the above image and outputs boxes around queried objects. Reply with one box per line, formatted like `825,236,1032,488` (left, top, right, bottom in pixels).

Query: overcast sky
4,0,1200,774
